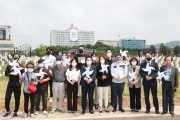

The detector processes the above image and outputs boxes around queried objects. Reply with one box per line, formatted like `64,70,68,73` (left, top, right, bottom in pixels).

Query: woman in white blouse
66,59,80,113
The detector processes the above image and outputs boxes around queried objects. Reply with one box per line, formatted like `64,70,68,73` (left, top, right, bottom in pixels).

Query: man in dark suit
160,56,179,115
80,56,97,114
139,52,160,114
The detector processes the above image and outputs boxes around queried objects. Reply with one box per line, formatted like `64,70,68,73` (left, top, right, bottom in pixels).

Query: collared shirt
66,68,80,81
42,55,56,69
165,66,172,81
111,62,127,83
51,64,67,82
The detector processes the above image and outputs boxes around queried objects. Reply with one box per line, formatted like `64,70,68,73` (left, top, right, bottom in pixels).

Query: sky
0,0,180,49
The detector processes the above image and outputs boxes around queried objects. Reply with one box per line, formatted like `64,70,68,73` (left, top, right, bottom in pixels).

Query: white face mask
38,63,44,68
107,53,112,57
56,61,61,65
27,68,33,73
100,60,105,64
131,62,137,66
71,63,77,67
62,56,66,60
86,61,92,65
92,57,96,61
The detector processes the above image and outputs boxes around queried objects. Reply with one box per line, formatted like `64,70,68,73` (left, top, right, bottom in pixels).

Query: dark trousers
162,82,174,112
143,85,159,111
49,78,53,97
67,82,78,111
35,90,48,111
129,86,141,110
112,82,124,109
24,92,35,113
109,77,113,104
81,84,94,111
5,86,21,112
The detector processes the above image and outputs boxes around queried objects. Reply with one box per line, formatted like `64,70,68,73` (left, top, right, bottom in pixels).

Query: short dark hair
13,53,20,58
79,45,84,48
98,56,106,64
46,47,52,51
38,59,44,64
145,51,152,56
115,54,121,57
129,57,139,65
26,62,34,68
62,52,67,55
69,59,79,71
106,49,111,52
91,52,97,56
86,56,92,61
164,55,173,61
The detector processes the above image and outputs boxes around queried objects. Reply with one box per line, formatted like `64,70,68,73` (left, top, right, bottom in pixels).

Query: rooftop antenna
71,23,74,28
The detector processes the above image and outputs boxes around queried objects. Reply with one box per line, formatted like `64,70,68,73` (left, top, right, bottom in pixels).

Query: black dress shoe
145,110,150,113
95,104,98,109
105,110,109,113
3,111,11,117
119,108,125,112
131,109,135,112
161,111,167,115
112,109,116,112
99,110,102,113
89,110,94,114
13,112,18,117
81,110,86,114
155,110,160,114
170,112,175,115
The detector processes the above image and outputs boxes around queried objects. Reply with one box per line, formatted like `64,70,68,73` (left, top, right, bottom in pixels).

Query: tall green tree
149,45,156,55
173,45,180,55
159,43,168,55
34,44,46,57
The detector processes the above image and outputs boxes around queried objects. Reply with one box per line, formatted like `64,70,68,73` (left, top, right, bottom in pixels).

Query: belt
53,81,65,83
165,81,171,83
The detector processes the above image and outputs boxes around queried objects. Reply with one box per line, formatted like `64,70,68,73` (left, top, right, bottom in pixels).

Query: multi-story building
119,37,146,49
97,40,119,47
0,25,15,52
50,24,95,46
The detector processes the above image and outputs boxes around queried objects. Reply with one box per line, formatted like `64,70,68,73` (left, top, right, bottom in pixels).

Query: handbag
26,72,36,93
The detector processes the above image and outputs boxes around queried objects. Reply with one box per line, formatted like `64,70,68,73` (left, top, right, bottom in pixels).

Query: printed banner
70,28,78,42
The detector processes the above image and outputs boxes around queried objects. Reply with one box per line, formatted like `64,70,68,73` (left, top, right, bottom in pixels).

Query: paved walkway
1,106,180,120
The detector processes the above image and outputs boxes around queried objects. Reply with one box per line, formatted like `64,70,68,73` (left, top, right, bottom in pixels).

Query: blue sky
0,0,180,49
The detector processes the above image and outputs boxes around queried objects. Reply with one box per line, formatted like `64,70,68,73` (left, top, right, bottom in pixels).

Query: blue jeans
112,82,125,109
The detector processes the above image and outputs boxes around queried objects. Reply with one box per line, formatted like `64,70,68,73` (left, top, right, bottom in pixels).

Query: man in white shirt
42,47,56,102
111,54,127,113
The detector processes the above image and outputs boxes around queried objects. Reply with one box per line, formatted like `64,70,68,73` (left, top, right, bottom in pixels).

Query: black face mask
146,58,152,61
79,49,83,53
46,51,51,55
14,58,19,60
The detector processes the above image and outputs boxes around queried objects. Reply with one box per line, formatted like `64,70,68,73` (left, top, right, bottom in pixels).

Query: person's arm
135,67,142,84
65,69,71,83
19,73,25,83
89,66,97,81
174,67,179,88
111,64,118,79
33,74,38,85
149,62,159,79
139,63,147,78
121,64,127,79
5,65,11,76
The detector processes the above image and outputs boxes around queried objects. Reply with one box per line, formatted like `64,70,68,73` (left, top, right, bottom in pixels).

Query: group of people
3,46,179,118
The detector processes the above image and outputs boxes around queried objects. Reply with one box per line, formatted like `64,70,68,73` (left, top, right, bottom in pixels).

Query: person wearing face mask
65,59,80,113
80,56,97,114
19,63,38,118
96,56,110,113
105,49,115,106
127,57,142,112
42,47,56,103
74,46,87,97
3,53,25,117
111,54,127,113
49,56,67,113
33,59,51,115
139,52,160,114
91,53,99,109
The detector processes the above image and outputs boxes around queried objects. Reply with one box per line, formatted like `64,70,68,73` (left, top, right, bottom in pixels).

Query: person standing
80,56,97,114
139,52,160,114
160,56,179,115
96,56,110,113
49,56,67,113
34,59,50,115
19,63,38,118
42,47,56,102
66,59,80,113
91,53,99,109
111,54,127,113
74,45,87,97
3,53,24,117
105,49,115,106
127,57,142,112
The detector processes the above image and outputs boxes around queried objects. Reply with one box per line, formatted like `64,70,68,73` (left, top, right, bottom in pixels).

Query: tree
173,45,180,55
33,44,46,57
159,43,168,55
149,45,156,55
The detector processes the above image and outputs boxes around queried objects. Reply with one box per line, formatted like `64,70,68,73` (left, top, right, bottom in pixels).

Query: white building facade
50,24,95,46
97,40,119,47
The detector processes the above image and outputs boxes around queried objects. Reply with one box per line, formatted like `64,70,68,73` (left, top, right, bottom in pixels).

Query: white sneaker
49,97,53,102
50,110,55,114
23,113,28,118
30,113,35,118
43,111,47,115
34,111,39,115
